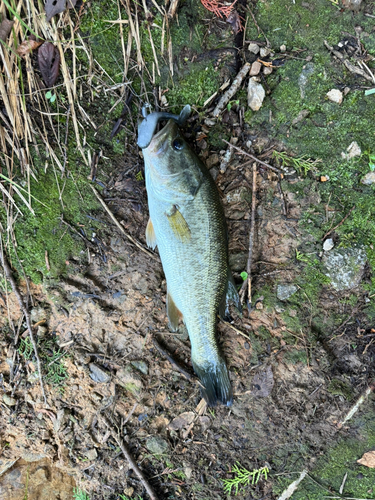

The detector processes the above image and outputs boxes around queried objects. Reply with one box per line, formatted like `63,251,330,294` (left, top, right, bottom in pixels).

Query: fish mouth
147,119,178,155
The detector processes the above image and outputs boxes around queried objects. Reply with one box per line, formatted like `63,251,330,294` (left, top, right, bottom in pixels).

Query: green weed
223,463,269,496
73,489,90,500
273,151,322,176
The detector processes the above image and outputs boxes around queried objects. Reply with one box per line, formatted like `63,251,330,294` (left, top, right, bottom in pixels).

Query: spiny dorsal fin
166,206,191,243
146,218,157,249
167,292,182,331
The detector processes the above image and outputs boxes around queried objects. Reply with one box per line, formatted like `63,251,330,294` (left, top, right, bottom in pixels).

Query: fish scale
141,115,239,406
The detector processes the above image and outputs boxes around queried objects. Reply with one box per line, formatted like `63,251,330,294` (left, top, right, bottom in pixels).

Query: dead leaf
251,365,274,398
38,42,60,87
45,0,67,22
0,19,14,42
168,411,195,431
357,451,375,468
16,39,43,58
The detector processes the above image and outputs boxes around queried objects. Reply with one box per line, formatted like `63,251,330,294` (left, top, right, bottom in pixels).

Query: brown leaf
16,39,43,58
0,19,14,43
357,451,375,468
45,0,67,22
38,42,60,87
168,411,195,431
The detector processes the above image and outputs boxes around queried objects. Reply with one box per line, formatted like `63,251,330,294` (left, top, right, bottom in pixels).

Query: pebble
326,89,343,104
323,246,367,290
277,284,298,301
341,141,361,160
248,43,260,54
263,66,273,75
204,118,216,127
361,172,375,185
323,238,334,252
146,436,169,455
260,47,271,58
250,61,261,76
116,366,144,394
3,394,16,406
85,449,98,461
247,77,266,111
131,360,148,375
89,363,111,383
206,153,220,169
280,44,286,52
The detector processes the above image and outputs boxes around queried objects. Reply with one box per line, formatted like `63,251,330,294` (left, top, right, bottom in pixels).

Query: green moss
327,378,354,401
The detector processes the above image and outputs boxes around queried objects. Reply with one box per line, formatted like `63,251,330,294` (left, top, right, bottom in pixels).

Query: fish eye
172,138,184,151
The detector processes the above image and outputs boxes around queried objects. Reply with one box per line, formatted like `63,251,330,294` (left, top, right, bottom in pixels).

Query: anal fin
167,292,182,331
146,218,157,249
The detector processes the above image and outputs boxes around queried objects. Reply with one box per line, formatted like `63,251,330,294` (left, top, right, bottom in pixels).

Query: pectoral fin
166,206,191,243
146,218,157,249
167,292,182,331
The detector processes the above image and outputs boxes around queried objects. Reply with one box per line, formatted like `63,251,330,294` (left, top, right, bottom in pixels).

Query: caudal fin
192,359,233,407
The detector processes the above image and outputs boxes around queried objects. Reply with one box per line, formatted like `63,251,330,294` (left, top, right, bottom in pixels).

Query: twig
101,415,159,500
276,469,308,500
222,140,282,174
212,63,250,117
321,205,355,240
152,337,197,383
89,184,158,261
239,163,257,308
0,244,47,404
324,40,374,82
337,380,375,428
221,320,251,341
168,0,180,17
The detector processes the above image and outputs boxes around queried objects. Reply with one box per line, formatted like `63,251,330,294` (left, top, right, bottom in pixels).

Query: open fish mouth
137,104,191,149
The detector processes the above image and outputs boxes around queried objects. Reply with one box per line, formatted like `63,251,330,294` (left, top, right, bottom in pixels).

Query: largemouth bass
139,106,240,406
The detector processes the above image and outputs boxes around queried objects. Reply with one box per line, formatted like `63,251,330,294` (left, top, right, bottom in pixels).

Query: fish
138,106,240,406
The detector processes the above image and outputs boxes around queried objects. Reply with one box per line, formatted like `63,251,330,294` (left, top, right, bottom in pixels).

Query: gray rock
146,436,169,455
85,448,98,461
247,77,265,111
3,395,16,406
298,62,314,98
361,172,375,185
131,360,148,375
323,246,367,290
277,284,298,301
341,141,361,160
248,43,260,54
89,363,111,383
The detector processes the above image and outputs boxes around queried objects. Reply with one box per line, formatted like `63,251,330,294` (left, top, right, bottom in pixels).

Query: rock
247,77,265,111
199,416,211,431
146,436,169,455
323,246,367,290
323,238,334,252
3,395,16,406
277,284,298,301
360,172,375,185
250,61,261,76
341,141,361,160
184,464,193,480
280,44,286,52
37,326,48,338
204,118,215,127
260,47,271,58
85,448,98,461
326,89,343,104
205,153,219,169
27,372,39,384
168,412,195,431
263,66,273,75
248,43,260,54
116,366,144,395
131,360,148,375
89,363,111,383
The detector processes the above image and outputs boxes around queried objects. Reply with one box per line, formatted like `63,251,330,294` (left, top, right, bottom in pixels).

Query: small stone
116,366,144,395
210,167,219,181
199,416,211,431
123,487,134,497
250,61,261,76
85,448,98,461
361,172,375,185
260,47,271,58
131,360,148,375
341,141,361,160
248,43,260,54
326,89,343,104
245,140,252,149
27,372,39,384
37,326,48,338
275,305,285,313
247,77,266,111
146,436,169,455
323,238,334,252
89,363,111,383
280,44,286,52
184,464,193,480
263,66,273,75
277,284,298,301
289,309,297,317
160,95,168,107
3,395,16,406
204,118,216,127
323,246,367,291
206,153,220,169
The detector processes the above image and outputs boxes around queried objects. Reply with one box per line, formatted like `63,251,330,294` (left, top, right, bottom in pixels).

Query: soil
1,1,375,500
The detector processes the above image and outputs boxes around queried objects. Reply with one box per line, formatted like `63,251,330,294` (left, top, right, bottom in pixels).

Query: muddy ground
1,0,375,499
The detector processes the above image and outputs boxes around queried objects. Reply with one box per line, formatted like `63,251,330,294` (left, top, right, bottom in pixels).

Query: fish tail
192,358,233,407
